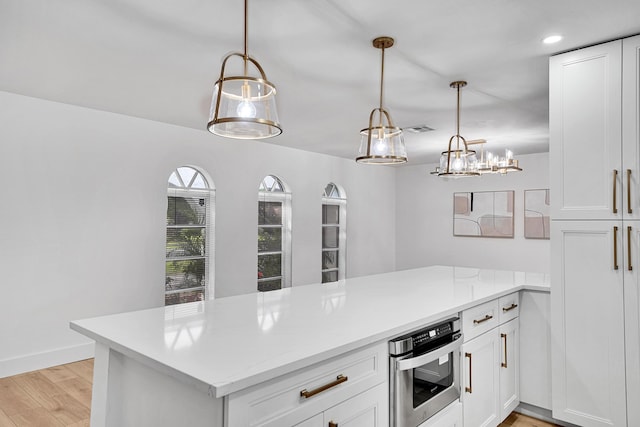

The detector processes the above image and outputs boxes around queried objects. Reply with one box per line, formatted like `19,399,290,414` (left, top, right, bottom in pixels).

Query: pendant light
356,37,407,164
433,81,480,177
207,0,281,139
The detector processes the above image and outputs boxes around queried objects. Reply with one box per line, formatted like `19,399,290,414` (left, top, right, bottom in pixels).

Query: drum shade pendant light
207,0,281,139
356,37,407,164
433,81,480,177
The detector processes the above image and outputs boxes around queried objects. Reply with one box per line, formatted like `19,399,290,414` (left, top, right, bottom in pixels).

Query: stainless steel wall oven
389,317,462,427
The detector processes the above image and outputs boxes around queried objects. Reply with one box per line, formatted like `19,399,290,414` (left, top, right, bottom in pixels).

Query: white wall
395,152,550,273
0,91,397,377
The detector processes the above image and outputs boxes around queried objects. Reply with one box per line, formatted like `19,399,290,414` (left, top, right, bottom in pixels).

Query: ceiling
2,0,640,165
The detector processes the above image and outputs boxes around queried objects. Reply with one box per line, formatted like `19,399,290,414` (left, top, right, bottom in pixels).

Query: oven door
390,335,462,427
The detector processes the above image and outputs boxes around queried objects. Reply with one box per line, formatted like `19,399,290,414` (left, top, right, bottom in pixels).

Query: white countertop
70,265,549,398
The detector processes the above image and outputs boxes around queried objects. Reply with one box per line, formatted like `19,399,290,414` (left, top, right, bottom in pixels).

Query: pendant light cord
243,0,248,75
456,83,461,151
379,46,385,127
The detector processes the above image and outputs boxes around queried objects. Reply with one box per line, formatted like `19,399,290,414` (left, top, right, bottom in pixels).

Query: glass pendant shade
356,36,407,164
476,148,522,174
207,0,281,139
438,142,479,177
208,54,281,139
357,108,407,164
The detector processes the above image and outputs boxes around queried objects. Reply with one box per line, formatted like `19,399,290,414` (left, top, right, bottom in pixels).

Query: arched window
165,166,214,305
258,175,292,292
322,183,346,283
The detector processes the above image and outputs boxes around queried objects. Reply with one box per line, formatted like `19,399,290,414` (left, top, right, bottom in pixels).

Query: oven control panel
413,322,452,347
389,317,460,356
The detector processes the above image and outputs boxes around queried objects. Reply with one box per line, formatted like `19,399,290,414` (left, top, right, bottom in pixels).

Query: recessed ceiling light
543,35,563,44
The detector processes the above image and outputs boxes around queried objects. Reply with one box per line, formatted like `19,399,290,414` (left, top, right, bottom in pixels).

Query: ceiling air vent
402,125,435,133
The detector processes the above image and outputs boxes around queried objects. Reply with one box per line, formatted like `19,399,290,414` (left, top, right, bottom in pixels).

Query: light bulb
452,157,464,171
373,137,387,155
237,100,257,118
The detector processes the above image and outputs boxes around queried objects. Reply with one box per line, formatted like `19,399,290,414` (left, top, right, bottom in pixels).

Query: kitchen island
70,265,550,426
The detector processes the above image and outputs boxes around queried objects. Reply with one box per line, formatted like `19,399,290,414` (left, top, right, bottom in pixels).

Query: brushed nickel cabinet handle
502,303,518,312
465,352,472,393
614,226,619,270
628,169,633,214
473,314,493,325
614,169,618,214
300,375,348,399
629,226,633,271
329,422,338,427
501,333,508,368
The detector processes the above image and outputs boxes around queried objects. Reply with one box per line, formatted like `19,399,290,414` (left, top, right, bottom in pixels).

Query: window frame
322,183,347,283
258,175,292,291
165,166,215,305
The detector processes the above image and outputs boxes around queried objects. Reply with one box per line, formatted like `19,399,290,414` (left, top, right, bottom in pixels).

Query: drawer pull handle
465,352,472,393
502,303,518,313
628,169,633,214
501,333,508,368
614,226,619,270
613,169,618,214
629,226,633,271
300,375,348,399
473,314,493,325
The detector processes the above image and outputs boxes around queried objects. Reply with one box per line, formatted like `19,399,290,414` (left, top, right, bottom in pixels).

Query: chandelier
432,81,522,176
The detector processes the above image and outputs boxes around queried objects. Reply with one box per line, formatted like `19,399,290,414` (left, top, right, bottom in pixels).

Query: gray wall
0,91,397,376
395,152,550,273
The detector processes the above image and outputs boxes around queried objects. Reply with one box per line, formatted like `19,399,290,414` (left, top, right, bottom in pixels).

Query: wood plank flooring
0,359,557,426
0,360,92,426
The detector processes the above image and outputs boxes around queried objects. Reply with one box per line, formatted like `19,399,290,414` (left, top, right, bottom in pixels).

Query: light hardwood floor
0,359,557,426
0,360,92,426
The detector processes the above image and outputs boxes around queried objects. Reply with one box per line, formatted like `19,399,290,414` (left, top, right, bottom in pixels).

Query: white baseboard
0,342,95,378
516,402,581,427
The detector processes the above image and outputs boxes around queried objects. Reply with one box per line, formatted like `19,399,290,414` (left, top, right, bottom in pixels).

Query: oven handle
395,335,463,372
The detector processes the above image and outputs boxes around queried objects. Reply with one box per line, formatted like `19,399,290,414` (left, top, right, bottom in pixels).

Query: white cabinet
323,383,387,427
461,293,520,427
549,39,622,220
292,383,387,427
462,327,500,427
550,34,640,427
518,290,551,410
550,221,627,426
226,342,387,427
499,319,519,420
624,34,640,427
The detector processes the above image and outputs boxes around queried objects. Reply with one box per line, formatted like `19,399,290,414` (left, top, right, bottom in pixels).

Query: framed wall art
453,190,514,238
524,189,550,239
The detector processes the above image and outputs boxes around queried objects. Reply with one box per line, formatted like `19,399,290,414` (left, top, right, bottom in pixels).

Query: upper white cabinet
550,34,640,427
550,40,623,220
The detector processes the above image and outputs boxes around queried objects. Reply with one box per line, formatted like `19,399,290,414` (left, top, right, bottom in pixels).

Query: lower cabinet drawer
498,292,520,324
462,299,500,342
226,341,388,426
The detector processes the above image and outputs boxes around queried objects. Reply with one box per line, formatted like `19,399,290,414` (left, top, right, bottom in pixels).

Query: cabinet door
550,40,622,220
623,35,640,219
551,221,627,426
624,220,640,427
323,383,388,427
518,290,551,410
498,318,519,422
295,414,323,427
462,329,500,427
